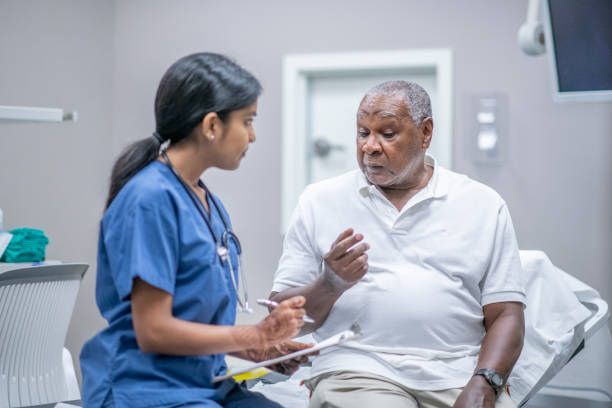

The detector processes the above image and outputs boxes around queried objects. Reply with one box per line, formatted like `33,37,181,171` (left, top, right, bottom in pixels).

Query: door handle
312,137,345,158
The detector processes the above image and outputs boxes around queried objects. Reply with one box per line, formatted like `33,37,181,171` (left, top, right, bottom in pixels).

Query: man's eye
245,119,253,126
382,132,395,138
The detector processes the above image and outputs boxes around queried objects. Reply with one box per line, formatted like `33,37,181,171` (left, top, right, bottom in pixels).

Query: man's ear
201,112,222,141
420,117,434,149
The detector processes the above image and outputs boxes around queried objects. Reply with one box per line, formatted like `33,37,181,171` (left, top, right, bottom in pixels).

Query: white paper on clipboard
212,323,362,383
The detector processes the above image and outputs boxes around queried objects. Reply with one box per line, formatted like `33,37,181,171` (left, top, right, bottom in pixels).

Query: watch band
474,368,504,395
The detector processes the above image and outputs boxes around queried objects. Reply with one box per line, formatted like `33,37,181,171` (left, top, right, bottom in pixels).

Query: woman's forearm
131,278,305,356
135,317,262,355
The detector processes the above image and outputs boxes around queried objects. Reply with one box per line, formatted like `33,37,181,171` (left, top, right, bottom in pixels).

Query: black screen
548,0,612,92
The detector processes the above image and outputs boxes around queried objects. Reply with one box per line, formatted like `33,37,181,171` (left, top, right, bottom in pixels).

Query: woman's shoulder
106,161,179,217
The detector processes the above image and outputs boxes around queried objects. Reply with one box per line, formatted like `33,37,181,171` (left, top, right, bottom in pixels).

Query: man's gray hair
366,80,432,125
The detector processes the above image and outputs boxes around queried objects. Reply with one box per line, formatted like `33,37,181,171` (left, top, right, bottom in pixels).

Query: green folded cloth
0,228,49,263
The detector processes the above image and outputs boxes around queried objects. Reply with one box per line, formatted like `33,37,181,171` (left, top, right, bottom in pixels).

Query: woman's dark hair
105,52,262,209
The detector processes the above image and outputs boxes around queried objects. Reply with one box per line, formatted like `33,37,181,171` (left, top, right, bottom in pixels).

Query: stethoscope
161,151,252,313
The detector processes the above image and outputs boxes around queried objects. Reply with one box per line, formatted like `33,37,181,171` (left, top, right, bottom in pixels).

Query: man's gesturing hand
323,228,370,292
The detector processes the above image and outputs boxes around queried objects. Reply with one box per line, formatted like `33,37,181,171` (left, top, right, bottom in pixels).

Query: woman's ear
201,112,221,141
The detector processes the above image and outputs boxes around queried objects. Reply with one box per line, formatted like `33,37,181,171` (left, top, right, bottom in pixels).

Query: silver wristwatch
474,368,504,395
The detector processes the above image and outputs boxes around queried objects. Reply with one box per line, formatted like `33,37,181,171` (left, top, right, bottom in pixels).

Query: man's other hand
244,340,317,376
453,375,496,408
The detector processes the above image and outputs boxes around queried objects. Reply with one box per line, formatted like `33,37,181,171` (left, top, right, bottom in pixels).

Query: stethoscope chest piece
217,245,229,261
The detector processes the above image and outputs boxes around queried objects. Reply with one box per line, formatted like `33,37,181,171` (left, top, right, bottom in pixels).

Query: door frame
281,49,454,233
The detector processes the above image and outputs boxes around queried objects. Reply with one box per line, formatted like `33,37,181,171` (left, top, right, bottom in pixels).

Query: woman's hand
254,296,306,349
244,340,318,376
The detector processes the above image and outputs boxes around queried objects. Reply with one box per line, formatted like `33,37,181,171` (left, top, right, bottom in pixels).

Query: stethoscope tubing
160,152,250,312
162,153,231,260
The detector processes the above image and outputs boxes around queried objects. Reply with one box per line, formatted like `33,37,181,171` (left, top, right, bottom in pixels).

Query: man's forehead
357,93,410,119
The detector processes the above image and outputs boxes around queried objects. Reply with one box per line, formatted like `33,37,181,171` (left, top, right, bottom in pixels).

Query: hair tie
152,131,164,144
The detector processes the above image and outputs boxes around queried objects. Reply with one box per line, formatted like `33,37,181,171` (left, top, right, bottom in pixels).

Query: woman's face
215,100,258,170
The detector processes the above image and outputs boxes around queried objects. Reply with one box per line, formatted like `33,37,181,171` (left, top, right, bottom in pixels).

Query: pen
256,299,315,323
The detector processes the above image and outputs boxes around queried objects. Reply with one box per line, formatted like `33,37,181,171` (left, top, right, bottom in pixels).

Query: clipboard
212,323,362,383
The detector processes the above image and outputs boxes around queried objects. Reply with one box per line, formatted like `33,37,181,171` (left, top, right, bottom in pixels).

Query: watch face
490,372,503,386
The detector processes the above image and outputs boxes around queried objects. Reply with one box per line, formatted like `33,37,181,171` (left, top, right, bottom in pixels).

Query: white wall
0,0,114,379
1,0,610,382
110,0,612,324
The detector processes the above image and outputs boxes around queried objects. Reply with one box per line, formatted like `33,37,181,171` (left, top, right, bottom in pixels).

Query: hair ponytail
105,135,161,209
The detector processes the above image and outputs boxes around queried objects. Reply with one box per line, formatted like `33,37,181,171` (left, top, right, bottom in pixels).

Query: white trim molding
0,105,77,123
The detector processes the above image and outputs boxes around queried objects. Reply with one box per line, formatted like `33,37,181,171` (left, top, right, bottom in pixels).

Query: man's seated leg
305,370,418,408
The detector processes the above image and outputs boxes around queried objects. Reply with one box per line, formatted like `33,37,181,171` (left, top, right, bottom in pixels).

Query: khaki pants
304,371,517,408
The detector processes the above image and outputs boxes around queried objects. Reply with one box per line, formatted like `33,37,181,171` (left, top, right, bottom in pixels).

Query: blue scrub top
80,161,240,407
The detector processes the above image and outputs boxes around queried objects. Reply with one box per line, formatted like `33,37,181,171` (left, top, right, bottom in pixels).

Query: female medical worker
80,52,309,408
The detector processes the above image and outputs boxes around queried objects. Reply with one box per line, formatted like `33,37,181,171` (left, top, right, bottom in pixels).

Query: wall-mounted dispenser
468,93,506,166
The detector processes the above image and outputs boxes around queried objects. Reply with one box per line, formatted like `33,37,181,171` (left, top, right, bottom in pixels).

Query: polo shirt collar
357,154,449,199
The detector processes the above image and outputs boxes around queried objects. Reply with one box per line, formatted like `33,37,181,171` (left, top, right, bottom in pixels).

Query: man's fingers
339,242,370,265
332,228,354,246
328,233,364,259
345,254,368,278
337,234,364,253
345,261,369,282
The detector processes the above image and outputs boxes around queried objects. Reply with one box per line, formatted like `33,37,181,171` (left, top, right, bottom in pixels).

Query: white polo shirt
272,155,526,390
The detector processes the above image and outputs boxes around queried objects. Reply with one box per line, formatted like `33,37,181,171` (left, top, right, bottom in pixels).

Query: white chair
0,263,87,408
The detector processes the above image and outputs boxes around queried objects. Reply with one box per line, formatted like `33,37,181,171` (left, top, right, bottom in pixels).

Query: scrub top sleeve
273,188,321,293
480,203,527,307
104,194,179,301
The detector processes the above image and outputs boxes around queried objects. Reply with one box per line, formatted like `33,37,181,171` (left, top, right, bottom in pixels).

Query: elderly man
270,81,525,408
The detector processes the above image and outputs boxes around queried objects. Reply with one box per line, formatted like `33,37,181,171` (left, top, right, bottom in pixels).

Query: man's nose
249,129,256,143
362,135,381,153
